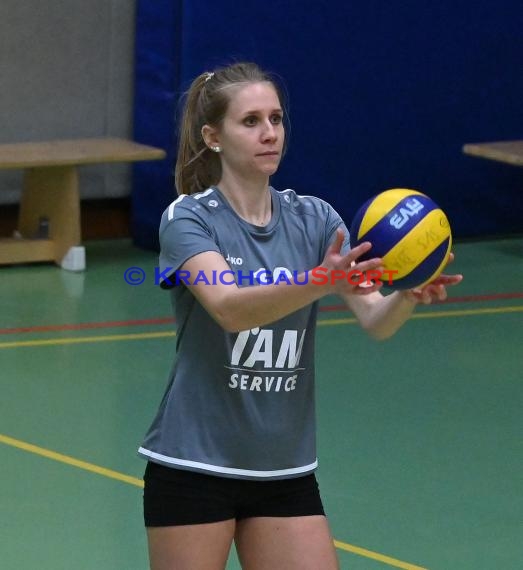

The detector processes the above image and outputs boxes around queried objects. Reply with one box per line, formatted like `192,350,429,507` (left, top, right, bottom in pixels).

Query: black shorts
143,461,325,527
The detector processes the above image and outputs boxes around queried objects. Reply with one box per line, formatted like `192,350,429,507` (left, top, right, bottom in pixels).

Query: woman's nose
262,120,277,142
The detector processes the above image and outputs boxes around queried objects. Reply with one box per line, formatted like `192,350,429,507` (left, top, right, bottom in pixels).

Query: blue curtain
133,0,523,250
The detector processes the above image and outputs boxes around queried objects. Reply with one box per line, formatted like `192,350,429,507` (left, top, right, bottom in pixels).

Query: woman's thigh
144,462,238,569
147,520,236,570
234,515,339,570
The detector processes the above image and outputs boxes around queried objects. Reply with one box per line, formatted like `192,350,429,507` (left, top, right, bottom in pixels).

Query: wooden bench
463,140,523,166
0,138,166,270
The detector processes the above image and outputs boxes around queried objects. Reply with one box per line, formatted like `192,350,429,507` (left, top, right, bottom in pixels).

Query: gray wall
0,0,136,204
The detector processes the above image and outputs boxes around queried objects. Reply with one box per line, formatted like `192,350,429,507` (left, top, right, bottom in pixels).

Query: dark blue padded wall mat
132,0,182,250
133,0,523,250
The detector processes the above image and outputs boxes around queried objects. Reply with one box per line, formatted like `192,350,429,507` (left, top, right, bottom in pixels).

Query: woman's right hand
318,228,384,296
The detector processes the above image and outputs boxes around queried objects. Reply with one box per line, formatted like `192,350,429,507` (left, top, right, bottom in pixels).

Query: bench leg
18,166,83,269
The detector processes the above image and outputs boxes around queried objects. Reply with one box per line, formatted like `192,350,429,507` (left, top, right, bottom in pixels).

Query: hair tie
204,72,214,82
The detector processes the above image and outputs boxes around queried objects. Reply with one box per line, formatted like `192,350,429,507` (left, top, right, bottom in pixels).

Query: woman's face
213,82,285,181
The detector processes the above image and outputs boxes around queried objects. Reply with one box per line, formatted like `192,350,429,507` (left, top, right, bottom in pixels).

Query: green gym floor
1,236,522,570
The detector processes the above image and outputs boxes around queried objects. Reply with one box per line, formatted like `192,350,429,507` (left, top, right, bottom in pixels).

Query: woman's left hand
401,253,463,305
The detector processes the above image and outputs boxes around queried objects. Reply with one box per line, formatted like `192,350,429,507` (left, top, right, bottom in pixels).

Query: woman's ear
201,124,220,150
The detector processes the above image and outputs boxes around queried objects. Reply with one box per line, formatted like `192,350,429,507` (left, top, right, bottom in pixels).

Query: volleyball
349,188,452,290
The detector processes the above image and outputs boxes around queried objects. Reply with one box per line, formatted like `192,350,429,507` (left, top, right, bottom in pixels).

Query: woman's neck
217,173,272,226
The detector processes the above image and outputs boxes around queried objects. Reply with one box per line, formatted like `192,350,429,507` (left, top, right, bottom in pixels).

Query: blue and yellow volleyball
349,188,452,290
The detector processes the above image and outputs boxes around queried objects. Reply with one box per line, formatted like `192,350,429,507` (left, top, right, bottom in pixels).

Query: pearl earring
211,146,221,153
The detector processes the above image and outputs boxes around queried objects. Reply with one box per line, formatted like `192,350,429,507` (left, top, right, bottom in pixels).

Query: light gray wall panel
0,0,136,204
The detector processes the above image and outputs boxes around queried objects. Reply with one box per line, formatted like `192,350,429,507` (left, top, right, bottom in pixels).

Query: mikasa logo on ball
389,198,425,229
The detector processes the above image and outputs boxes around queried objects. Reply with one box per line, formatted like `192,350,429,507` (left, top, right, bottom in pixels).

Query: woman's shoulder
160,187,225,229
164,188,222,218
272,187,336,218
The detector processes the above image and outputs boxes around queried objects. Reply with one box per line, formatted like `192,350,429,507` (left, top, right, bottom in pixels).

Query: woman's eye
271,114,283,125
244,116,257,126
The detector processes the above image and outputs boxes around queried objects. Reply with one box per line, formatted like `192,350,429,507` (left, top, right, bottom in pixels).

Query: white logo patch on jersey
226,327,306,393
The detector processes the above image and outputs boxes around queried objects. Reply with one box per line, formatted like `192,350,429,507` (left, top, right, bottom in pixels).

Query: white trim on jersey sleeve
138,447,318,478
167,194,187,220
167,188,216,221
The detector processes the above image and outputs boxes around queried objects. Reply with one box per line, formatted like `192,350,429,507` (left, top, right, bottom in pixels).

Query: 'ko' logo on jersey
226,253,243,266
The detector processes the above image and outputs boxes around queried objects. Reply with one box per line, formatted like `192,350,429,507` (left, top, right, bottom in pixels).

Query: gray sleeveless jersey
138,186,350,479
